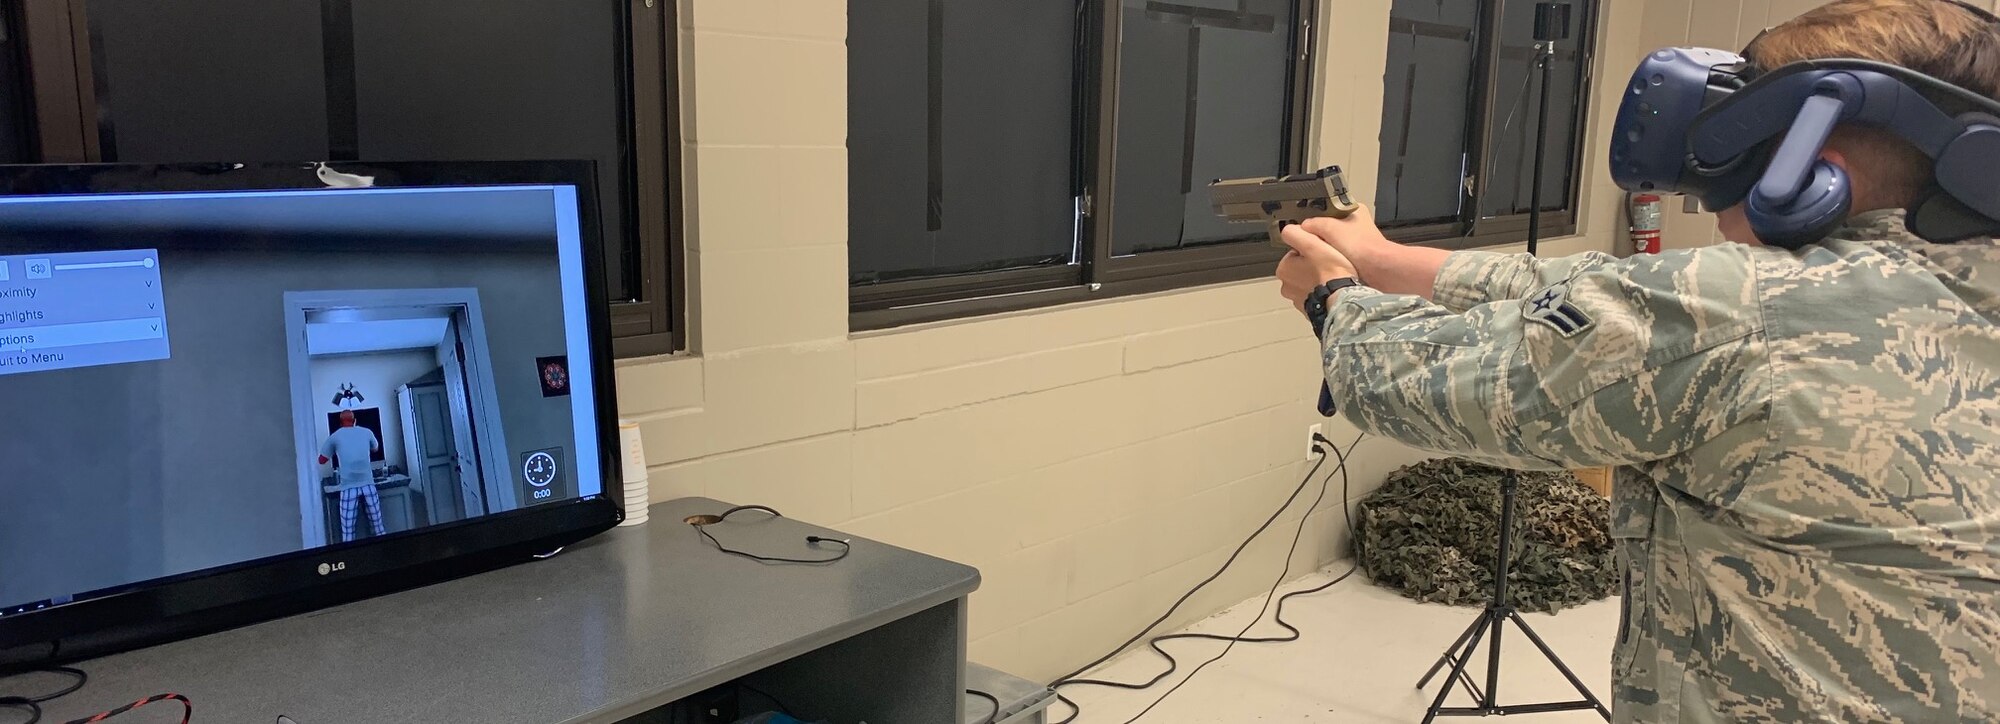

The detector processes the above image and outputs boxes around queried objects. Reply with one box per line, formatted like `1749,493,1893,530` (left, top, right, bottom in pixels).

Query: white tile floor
1057,565,1620,723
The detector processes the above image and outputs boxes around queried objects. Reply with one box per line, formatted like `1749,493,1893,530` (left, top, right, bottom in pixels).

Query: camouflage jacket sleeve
1432,249,1621,312
1321,245,1771,471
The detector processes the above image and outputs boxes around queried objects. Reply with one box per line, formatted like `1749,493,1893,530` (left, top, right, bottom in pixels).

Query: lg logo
317,561,347,576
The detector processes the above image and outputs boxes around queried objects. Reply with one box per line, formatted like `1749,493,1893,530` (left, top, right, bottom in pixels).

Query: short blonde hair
1744,0,2000,204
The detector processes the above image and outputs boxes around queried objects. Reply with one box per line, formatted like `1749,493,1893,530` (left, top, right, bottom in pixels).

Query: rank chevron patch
1523,283,1593,337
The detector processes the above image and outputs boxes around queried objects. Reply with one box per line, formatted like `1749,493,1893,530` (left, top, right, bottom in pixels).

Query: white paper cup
618,419,648,484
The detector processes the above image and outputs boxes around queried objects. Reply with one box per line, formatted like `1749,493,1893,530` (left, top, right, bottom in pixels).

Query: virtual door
435,314,489,518
287,289,516,548
399,368,486,526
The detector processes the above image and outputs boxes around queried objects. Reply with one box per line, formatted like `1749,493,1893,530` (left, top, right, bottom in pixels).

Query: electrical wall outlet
1306,423,1323,459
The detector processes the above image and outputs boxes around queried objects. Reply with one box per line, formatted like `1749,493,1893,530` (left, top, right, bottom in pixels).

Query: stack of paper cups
618,419,650,526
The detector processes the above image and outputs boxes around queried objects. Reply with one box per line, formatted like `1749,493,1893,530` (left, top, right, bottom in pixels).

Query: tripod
1414,4,1609,722
1414,473,1610,721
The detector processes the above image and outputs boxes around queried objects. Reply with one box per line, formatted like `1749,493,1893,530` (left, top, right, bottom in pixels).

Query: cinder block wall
1637,0,2000,250
613,0,1632,683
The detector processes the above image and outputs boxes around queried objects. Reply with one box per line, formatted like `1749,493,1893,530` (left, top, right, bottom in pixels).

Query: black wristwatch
1304,277,1364,336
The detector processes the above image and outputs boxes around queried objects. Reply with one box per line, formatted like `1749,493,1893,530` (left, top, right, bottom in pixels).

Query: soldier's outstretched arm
1293,211,1622,310
1428,249,1621,312
1319,245,1771,470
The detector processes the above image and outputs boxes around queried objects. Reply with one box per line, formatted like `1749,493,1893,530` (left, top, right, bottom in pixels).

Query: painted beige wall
613,0,1636,683
1629,0,2000,250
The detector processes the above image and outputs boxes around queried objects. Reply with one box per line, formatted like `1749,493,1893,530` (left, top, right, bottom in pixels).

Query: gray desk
32,498,992,724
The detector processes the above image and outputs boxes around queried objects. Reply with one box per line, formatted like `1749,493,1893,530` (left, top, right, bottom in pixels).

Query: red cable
62,693,191,724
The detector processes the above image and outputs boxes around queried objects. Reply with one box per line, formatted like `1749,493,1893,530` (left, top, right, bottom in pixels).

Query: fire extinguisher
1629,193,1663,254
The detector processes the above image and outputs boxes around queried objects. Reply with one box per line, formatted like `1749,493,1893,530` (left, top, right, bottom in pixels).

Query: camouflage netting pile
1353,458,1616,613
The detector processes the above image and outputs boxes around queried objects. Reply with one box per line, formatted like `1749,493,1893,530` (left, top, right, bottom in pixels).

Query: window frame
851,0,1317,331
1379,0,1598,251
14,0,683,358
614,0,684,358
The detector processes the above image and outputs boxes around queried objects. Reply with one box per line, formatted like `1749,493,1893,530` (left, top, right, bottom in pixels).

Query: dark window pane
1375,0,1481,226
81,0,640,302
86,0,330,163
1477,0,1587,218
1110,0,1297,256
349,0,634,301
848,1,1080,286
0,4,38,163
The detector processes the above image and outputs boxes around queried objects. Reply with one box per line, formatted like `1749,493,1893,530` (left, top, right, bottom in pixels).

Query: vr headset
1611,48,2000,248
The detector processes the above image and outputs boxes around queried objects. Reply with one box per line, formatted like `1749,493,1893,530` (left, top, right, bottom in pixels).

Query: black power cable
688,505,852,565
1048,433,1367,723
967,688,1002,724
0,667,87,724
1112,435,1363,723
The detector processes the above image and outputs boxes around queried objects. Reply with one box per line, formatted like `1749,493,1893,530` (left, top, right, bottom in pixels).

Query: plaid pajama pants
339,484,388,542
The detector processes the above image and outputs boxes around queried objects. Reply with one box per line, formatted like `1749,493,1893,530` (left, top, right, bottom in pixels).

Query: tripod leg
1416,614,1485,689
1482,471,1522,709
1421,614,1492,724
1485,609,1505,708
1508,611,1613,720
1451,652,1486,706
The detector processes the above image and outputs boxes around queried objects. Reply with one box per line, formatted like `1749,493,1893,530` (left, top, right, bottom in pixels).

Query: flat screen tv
0,161,623,669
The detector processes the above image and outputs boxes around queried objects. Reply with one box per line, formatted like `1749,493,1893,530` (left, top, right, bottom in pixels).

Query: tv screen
0,162,621,660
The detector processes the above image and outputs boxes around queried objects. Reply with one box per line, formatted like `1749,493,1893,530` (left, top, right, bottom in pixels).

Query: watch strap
1304,277,1361,418
1304,277,1363,334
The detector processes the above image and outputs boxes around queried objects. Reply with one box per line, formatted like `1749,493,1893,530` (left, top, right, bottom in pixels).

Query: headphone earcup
1746,160,1853,249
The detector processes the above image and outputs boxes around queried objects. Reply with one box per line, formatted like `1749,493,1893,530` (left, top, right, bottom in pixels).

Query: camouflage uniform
1319,210,2000,722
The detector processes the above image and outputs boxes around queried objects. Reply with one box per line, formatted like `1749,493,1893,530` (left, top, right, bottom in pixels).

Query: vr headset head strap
1691,58,2000,243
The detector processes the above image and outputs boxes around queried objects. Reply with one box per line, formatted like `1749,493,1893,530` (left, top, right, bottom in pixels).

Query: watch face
523,451,558,488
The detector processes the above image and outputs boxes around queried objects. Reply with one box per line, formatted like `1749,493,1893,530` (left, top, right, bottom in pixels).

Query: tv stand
30,498,1048,723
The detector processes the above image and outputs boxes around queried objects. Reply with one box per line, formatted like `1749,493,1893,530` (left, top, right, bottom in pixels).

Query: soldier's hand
1297,205,1394,268
1276,223,1358,313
